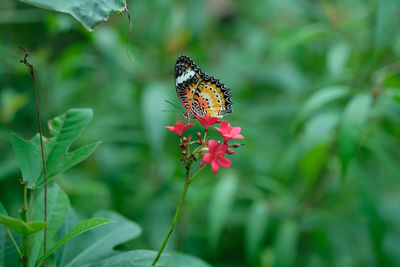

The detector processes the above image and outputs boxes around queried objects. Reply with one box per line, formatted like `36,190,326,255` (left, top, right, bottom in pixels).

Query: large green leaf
12,108,101,189
338,94,372,176
29,183,70,267
208,173,238,251
0,226,21,267
36,217,111,266
57,210,142,267
20,0,126,32
83,250,211,267
0,215,46,236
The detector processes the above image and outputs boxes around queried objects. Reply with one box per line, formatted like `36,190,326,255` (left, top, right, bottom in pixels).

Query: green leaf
375,0,400,49
295,86,349,126
0,215,46,236
208,173,238,251
35,217,111,266
0,226,21,267
245,201,269,263
274,220,298,267
57,211,142,267
11,133,42,188
83,250,211,267
0,202,7,216
29,183,70,267
339,94,372,176
20,0,126,32
12,108,101,189
327,42,351,77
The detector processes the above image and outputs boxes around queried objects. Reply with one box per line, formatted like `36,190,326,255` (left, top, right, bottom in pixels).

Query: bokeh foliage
1,0,400,266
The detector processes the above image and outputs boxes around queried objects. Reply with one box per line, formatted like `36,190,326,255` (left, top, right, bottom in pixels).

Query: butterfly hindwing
174,55,232,118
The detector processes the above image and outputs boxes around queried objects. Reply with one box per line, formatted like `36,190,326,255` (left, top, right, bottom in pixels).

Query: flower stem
152,167,193,265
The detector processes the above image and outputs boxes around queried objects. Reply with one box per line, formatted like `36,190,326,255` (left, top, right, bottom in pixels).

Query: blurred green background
2,0,400,266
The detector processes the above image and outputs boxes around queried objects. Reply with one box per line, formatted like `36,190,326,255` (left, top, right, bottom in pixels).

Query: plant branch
20,48,48,266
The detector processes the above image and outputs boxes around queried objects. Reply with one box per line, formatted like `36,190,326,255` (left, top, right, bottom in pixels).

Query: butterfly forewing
174,55,232,118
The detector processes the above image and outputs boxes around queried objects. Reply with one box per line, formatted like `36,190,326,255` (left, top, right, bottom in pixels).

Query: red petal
203,153,213,164
208,139,217,153
216,143,229,154
231,127,241,135
211,160,220,174
216,157,231,168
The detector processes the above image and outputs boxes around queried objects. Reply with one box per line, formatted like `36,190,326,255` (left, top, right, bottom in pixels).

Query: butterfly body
174,55,232,118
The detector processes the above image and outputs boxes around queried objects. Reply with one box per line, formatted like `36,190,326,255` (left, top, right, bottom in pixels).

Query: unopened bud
217,140,221,145
196,140,202,145
182,150,187,155
199,160,204,167
233,143,241,148
197,132,202,138
227,149,235,155
183,137,188,142
179,143,185,148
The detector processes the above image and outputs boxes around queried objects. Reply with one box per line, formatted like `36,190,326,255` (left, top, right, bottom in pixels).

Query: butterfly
174,55,232,118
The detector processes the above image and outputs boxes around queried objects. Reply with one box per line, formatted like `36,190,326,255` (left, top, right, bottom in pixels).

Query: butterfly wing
174,55,232,118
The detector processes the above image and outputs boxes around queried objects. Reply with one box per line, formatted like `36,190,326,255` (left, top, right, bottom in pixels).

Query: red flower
215,121,244,143
165,120,194,137
196,115,221,132
202,140,231,174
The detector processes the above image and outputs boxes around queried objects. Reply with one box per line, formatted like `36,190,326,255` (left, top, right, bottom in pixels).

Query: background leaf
339,94,373,176
245,201,269,264
36,217,111,266
20,0,126,31
0,215,46,236
83,250,211,267
0,226,21,267
12,109,100,189
57,210,142,267
208,173,238,251
29,183,70,267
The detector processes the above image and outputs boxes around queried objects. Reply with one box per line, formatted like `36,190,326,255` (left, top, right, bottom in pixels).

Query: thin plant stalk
5,228,23,258
21,182,29,267
151,166,204,266
20,49,48,267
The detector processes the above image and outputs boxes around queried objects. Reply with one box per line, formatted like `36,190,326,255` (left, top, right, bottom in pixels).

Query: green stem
22,235,28,267
189,166,204,183
151,167,192,266
21,182,28,267
5,227,23,258
28,189,34,221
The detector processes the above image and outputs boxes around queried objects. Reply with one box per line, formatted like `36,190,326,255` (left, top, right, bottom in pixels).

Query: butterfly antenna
164,100,184,111
162,109,181,113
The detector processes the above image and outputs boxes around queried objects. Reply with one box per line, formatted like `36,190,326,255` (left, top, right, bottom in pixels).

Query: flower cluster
165,115,243,174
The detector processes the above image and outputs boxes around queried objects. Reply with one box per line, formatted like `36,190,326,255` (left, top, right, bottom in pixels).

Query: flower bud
227,149,235,155
197,132,202,138
179,143,185,148
217,140,221,145
233,143,241,148
196,140,202,145
183,137,188,142
199,160,204,167
182,150,187,155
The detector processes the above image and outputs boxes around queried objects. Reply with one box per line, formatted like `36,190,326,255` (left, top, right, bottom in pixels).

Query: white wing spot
176,69,195,86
